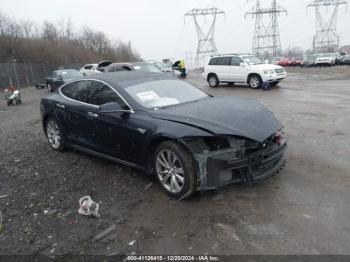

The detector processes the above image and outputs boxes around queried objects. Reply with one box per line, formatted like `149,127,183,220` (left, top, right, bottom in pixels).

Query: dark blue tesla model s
41,72,287,199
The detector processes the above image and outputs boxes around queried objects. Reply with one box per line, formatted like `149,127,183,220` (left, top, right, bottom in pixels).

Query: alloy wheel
209,76,217,87
46,120,61,149
156,150,185,194
250,77,260,88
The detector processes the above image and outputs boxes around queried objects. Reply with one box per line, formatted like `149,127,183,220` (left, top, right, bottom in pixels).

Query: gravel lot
0,66,350,256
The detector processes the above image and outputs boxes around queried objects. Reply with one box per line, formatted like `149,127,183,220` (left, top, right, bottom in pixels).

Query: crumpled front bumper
193,141,287,191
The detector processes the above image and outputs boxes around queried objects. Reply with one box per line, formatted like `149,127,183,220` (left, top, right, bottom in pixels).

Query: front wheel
208,74,219,88
248,75,262,89
154,141,196,199
45,117,65,152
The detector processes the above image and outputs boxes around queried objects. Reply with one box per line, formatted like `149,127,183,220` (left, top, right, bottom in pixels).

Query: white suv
202,54,287,89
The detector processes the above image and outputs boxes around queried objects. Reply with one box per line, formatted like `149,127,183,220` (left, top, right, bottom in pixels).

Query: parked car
40,72,287,199
340,55,350,65
203,54,287,89
45,69,83,92
271,57,283,65
315,53,336,67
277,58,291,67
97,61,113,72
80,64,100,76
301,55,316,67
105,63,134,73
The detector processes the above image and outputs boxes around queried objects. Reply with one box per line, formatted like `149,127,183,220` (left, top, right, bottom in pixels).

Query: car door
60,80,99,150
230,56,247,82
216,57,232,81
88,80,150,165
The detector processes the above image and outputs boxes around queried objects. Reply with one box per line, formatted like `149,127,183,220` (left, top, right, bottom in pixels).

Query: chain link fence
0,62,83,90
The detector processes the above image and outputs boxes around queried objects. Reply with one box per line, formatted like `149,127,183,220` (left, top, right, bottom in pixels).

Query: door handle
88,112,99,118
56,103,65,109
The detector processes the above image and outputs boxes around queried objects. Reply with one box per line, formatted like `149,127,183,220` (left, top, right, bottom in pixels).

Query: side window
216,57,231,66
90,81,128,109
61,81,89,103
84,65,93,70
209,58,218,65
231,57,244,66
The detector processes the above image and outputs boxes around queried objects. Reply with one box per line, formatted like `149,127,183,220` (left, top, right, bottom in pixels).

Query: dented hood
149,96,283,143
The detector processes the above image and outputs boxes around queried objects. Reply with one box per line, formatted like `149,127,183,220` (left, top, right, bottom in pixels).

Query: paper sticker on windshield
136,91,160,102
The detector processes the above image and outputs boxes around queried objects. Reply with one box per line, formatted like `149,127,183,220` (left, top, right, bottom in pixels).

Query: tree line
0,12,141,65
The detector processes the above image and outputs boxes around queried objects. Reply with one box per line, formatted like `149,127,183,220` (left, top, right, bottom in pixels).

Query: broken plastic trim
181,136,287,191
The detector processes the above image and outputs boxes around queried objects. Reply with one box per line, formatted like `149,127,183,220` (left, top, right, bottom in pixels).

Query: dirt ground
0,66,350,256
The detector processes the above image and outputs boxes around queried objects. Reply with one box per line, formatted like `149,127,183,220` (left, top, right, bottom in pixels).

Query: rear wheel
208,74,219,88
45,117,65,152
248,74,262,89
154,141,196,199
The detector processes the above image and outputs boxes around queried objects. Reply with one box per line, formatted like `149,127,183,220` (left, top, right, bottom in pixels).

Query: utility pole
246,0,287,59
308,0,347,53
185,8,225,67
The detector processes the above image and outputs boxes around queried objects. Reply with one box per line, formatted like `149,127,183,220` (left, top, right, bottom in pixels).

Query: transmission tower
185,8,225,67
246,0,287,59
308,0,348,53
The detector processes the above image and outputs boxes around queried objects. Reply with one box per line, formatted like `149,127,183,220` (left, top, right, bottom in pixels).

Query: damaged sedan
40,72,287,199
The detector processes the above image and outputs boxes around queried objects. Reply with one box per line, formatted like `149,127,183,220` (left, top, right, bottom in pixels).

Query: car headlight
263,70,274,75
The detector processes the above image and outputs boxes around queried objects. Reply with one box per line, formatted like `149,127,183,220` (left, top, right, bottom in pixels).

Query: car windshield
153,62,173,72
125,80,209,109
133,63,163,73
58,70,82,78
242,55,263,65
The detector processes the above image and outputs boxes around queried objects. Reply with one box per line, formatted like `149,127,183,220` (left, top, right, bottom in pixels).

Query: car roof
83,71,176,89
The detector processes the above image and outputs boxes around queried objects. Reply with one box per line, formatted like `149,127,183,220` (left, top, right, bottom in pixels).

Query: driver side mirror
239,63,246,67
99,102,131,113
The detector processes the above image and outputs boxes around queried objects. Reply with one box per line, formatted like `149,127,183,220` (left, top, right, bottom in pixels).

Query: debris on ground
94,224,117,241
78,196,100,219
144,183,153,190
0,195,8,199
128,240,136,246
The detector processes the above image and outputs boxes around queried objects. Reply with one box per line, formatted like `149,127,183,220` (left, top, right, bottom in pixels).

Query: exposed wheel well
247,73,262,84
147,137,193,174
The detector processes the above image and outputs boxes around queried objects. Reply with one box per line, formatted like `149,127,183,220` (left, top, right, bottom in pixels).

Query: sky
1,0,349,63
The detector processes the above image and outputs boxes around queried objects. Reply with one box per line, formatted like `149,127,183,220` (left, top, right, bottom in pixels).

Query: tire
248,74,262,89
270,81,280,87
45,117,65,152
208,74,219,88
7,100,12,106
47,83,54,92
17,99,22,105
153,141,196,199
